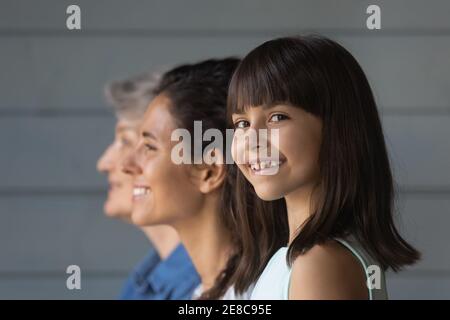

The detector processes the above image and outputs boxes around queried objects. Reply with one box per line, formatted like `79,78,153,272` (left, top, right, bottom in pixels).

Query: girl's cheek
231,134,244,164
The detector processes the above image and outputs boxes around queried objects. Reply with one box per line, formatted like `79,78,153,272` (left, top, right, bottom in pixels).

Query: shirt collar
131,249,161,294
147,244,199,294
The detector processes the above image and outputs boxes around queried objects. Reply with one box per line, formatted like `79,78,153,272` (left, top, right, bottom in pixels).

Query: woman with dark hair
228,35,420,299
122,58,282,299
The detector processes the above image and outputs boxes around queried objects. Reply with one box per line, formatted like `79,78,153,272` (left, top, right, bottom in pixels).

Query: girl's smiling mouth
247,157,286,176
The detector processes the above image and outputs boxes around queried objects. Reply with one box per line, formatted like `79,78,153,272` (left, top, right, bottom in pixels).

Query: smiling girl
228,36,420,300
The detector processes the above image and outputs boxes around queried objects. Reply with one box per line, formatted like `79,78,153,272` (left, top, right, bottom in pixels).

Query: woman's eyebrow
116,123,135,132
142,130,157,140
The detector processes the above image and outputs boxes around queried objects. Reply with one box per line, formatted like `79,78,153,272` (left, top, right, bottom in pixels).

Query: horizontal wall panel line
0,188,106,197
389,270,450,278
0,108,111,117
1,107,449,118
397,187,450,196
380,107,450,116
1,269,450,279
3,28,450,38
0,271,128,279
1,187,450,197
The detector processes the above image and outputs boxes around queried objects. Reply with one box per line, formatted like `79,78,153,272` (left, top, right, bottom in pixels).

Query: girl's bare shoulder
289,240,368,299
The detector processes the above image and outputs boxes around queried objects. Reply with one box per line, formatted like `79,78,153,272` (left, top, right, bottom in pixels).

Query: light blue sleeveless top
250,236,388,300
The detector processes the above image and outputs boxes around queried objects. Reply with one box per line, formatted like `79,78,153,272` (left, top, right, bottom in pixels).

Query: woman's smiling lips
133,185,151,199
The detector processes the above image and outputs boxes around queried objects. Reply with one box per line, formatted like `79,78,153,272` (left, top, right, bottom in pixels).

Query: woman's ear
190,148,226,194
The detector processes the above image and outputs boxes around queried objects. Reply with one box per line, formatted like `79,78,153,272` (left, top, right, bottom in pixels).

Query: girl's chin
254,188,285,201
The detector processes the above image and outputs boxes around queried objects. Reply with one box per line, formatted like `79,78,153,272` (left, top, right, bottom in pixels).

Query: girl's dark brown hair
154,58,288,298
227,35,420,273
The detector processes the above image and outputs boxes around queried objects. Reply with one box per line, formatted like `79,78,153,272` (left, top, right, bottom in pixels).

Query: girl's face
122,94,204,226
97,119,140,219
231,104,322,201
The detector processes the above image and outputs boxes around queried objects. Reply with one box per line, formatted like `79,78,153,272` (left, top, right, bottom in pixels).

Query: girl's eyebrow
233,103,278,115
263,102,289,109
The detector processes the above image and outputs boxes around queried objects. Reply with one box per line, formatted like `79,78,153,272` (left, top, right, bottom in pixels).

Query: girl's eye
269,113,289,122
234,119,250,129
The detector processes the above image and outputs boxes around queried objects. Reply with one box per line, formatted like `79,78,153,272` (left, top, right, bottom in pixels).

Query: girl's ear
190,148,226,194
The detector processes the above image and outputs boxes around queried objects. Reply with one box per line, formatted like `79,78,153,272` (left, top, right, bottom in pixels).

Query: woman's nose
97,145,115,173
121,149,141,176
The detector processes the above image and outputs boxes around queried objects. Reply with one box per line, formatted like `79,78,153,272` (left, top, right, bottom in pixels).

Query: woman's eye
269,114,289,122
145,144,157,151
121,139,132,147
234,120,250,129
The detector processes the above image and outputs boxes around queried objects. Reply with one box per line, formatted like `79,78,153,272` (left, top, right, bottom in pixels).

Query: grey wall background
0,0,449,299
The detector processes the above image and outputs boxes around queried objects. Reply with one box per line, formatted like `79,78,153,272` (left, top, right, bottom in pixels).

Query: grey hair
104,71,162,121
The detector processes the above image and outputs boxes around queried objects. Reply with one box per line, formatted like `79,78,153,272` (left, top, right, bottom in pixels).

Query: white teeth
133,187,149,196
249,160,282,172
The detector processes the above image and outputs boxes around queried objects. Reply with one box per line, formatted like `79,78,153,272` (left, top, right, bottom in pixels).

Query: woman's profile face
123,94,204,227
97,119,140,220
231,104,322,201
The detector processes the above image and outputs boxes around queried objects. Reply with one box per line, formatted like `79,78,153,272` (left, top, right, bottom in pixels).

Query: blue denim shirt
120,244,200,300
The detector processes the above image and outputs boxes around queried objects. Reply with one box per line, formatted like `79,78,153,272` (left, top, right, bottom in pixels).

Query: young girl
228,36,420,300
122,58,284,299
